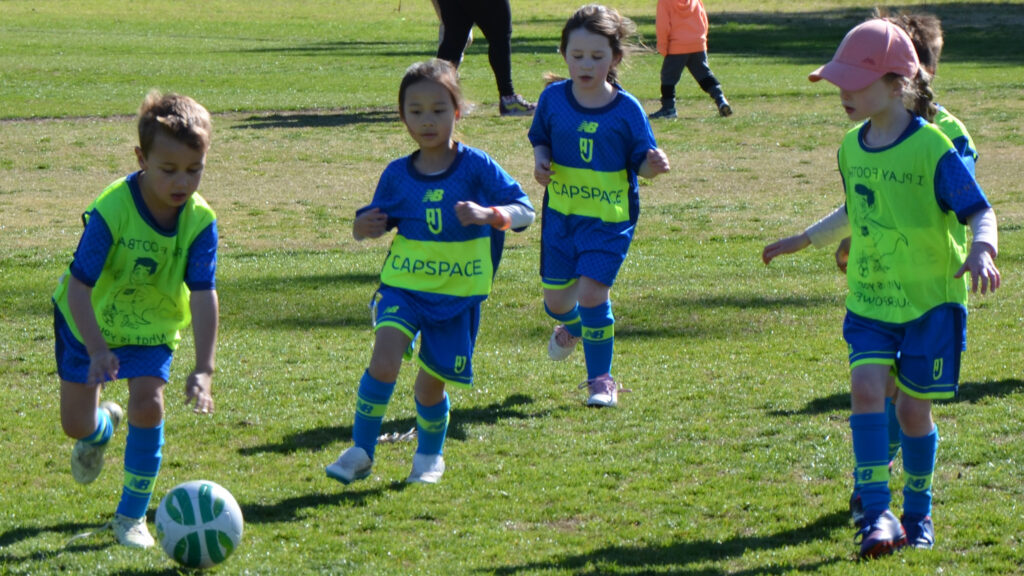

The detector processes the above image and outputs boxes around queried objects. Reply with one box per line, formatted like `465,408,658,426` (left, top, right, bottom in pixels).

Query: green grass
2,1,1024,574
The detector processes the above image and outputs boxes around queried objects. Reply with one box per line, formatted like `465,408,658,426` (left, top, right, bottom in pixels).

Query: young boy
649,0,732,118
53,91,219,548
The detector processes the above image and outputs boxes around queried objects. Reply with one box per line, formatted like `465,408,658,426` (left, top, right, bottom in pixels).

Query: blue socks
580,301,614,379
352,371,396,459
902,426,938,518
545,303,582,338
415,393,450,456
80,407,114,446
850,412,891,515
886,397,902,462
116,422,164,520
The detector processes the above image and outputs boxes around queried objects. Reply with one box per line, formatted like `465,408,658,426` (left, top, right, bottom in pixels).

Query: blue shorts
843,305,966,400
540,210,635,289
373,287,479,387
54,307,173,384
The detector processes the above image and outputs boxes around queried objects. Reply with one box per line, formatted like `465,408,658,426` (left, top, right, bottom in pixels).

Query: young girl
54,91,218,548
326,59,534,485
832,9,981,528
762,19,1000,557
529,4,670,407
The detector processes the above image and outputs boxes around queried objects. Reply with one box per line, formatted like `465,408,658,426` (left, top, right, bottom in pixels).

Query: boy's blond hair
137,90,212,156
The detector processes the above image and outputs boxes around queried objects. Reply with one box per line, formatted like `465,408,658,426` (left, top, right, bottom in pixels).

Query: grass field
2,1,1024,574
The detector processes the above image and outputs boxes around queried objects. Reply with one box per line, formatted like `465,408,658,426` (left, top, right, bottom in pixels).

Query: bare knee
128,378,165,428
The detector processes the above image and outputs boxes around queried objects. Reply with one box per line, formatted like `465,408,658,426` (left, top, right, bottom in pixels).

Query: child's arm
66,276,119,385
955,207,1000,294
763,205,849,265
185,289,218,414
455,201,535,230
533,145,554,186
637,148,670,179
353,207,390,241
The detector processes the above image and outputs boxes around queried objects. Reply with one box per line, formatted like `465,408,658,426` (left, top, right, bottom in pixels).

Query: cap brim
808,61,882,92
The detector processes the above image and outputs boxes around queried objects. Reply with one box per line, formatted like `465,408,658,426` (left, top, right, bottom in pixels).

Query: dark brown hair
559,4,637,85
137,90,211,156
398,59,464,119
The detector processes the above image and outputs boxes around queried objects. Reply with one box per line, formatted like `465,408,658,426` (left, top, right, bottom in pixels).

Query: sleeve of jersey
69,209,113,288
185,220,218,291
628,105,658,172
527,89,551,148
478,154,535,232
357,166,399,230
934,151,990,224
950,136,977,177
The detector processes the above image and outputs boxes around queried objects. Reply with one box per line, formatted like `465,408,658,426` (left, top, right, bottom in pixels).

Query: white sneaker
547,325,581,361
326,446,373,484
111,513,154,548
407,453,445,484
71,401,124,484
580,374,625,407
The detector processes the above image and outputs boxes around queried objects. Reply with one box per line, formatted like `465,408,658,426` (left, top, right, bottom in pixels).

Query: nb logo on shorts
932,358,943,380
454,355,467,374
423,189,444,203
384,305,399,314
426,207,443,235
579,138,594,163
577,121,599,134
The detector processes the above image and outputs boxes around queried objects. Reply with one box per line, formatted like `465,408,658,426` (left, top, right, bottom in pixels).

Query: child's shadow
238,393,550,456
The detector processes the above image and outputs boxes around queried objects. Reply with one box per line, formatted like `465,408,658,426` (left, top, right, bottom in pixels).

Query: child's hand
645,148,671,176
86,349,119,386
956,242,1000,294
534,158,554,187
353,207,389,240
185,370,214,414
762,233,811,265
835,236,851,273
455,201,491,227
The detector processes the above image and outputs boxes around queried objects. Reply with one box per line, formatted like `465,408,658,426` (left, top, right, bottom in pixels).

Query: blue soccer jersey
358,142,532,321
528,80,657,285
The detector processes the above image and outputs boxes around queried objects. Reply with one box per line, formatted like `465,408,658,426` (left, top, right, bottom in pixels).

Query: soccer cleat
111,513,155,549
901,514,934,549
717,100,733,117
499,94,536,117
648,106,677,119
855,509,907,559
407,453,445,484
326,446,373,485
547,325,581,361
580,374,624,408
70,401,124,485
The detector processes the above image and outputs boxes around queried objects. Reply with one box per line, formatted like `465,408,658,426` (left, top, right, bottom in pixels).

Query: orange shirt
656,0,709,56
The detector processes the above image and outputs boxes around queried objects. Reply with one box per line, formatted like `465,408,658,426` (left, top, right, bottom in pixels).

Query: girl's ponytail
908,69,938,122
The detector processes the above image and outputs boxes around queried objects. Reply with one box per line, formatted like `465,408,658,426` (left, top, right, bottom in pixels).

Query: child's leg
60,380,105,440
577,277,614,380
887,381,902,462
659,54,688,105
850,364,894,516
897,395,937,518
354,327,409,458
413,372,449,456
117,376,165,520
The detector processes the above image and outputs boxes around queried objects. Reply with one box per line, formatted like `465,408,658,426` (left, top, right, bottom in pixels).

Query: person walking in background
529,4,670,408
649,0,732,118
762,19,1000,557
434,0,537,116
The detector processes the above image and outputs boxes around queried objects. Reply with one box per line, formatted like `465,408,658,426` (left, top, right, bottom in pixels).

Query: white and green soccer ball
156,480,244,569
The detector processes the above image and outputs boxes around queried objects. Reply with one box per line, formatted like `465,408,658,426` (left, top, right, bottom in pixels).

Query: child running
326,59,534,485
833,8,981,527
762,19,1000,558
529,4,670,407
54,91,219,548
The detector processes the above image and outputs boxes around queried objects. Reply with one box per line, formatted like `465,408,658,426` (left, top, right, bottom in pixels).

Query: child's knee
368,357,402,383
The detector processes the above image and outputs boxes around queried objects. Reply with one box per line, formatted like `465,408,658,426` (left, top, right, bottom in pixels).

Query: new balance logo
577,121,598,134
423,189,444,203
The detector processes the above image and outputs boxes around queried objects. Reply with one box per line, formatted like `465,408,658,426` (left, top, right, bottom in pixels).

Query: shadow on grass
234,109,396,129
483,509,849,575
241,485,391,525
238,393,549,455
0,521,103,554
768,379,1024,417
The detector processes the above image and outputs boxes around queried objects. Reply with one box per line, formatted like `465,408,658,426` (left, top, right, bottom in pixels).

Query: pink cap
809,19,919,91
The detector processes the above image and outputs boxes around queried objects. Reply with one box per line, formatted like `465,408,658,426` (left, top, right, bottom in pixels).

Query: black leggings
436,0,515,97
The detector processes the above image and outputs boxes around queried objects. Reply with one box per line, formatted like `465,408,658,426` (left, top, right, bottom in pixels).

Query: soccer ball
155,480,244,569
